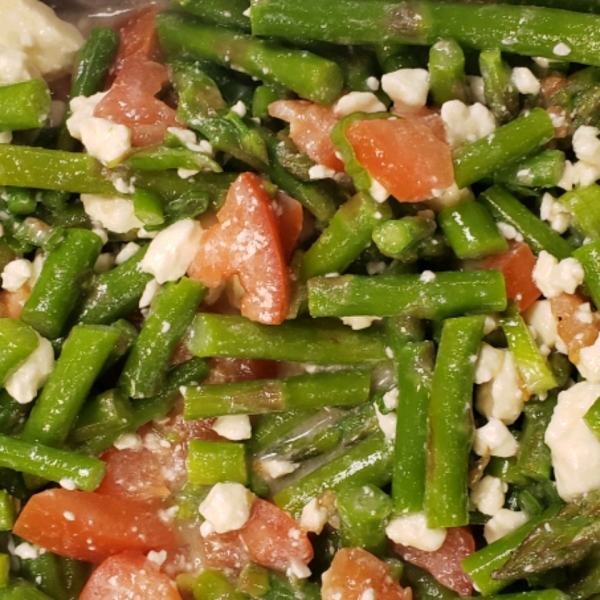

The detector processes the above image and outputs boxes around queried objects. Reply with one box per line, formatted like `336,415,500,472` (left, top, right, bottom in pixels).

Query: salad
2,0,600,597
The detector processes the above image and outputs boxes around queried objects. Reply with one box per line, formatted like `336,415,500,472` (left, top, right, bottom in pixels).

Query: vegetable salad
2,0,600,598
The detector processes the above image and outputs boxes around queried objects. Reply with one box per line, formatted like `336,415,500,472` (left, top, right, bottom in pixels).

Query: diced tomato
13,489,177,563
240,498,313,571
80,551,182,600
96,447,170,503
391,103,447,141
274,191,304,262
111,6,162,76
482,241,541,312
322,547,411,600
188,172,291,325
205,357,279,384
202,499,313,574
345,117,454,202
268,99,344,172
95,58,181,146
394,526,475,596
550,292,600,361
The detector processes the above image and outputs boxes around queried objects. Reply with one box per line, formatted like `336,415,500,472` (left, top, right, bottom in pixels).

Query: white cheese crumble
474,343,505,385
383,387,399,411
474,418,519,457
0,131,12,144
476,349,527,425
334,92,386,117
545,381,600,501
558,159,600,191
366,76,380,91
375,405,397,440
573,126,600,168
539,192,571,234
484,509,529,544
511,67,540,96
67,93,131,167
0,0,84,80
381,68,430,107
440,100,496,148
139,279,162,310
385,512,447,551
199,482,254,535
0,44,39,84
5,334,54,404
308,164,336,180
115,242,140,266
532,251,584,298
1,258,32,292
466,75,486,105
340,316,381,330
13,542,45,560
140,219,203,284
471,475,508,516
426,182,474,210
286,559,311,580
553,42,571,57
212,415,252,440
113,432,143,451
81,194,144,234
523,300,559,350
167,127,213,155
577,335,600,382
496,222,523,243
259,458,299,479
93,253,114,274
300,498,328,534
419,270,436,283
359,589,376,600
369,177,390,203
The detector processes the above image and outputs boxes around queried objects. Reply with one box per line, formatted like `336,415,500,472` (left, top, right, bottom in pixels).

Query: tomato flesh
13,489,177,563
268,99,344,172
394,526,475,596
322,547,411,600
80,551,182,600
188,172,290,325
346,117,454,202
482,241,541,312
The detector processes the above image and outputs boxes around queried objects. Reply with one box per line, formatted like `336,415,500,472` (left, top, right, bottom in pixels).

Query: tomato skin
80,551,183,600
202,499,313,574
274,191,304,262
268,99,344,172
188,172,291,325
322,547,411,600
482,241,541,312
13,489,177,563
394,526,475,596
345,117,454,202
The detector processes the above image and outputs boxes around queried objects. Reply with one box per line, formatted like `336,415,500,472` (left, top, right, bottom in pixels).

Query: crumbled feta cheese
115,242,140,266
177,168,200,179
476,350,527,424
440,100,496,148
340,316,381,330
60,478,76,490
147,550,168,566
139,279,162,310
260,458,299,479
212,415,252,440
474,418,519,457
553,42,571,57
334,92,386,117
383,387,399,411
532,251,584,298
199,482,254,535
5,334,53,404
546,381,600,501
475,343,505,384
13,542,45,560
286,559,311,580
375,405,397,440
93,253,114,274
466,75,486,105
385,512,447,551
167,127,213,155
359,589,376,600
426,182,474,210
369,177,390,202
0,44,39,84
381,68,430,107
471,475,508,516
0,0,84,80
140,219,203,284
1,258,32,291
558,159,600,191
81,194,144,234
511,67,540,96
366,76,380,91
300,498,328,534
573,126,600,168
577,335,600,382
496,222,523,242
523,300,559,349
419,270,436,283
113,432,143,451
230,100,247,117
0,131,12,144
539,192,571,234
484,509,529,544
483,315,499,335
366,261,386,275
77,117,131,167
308,164,337,180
